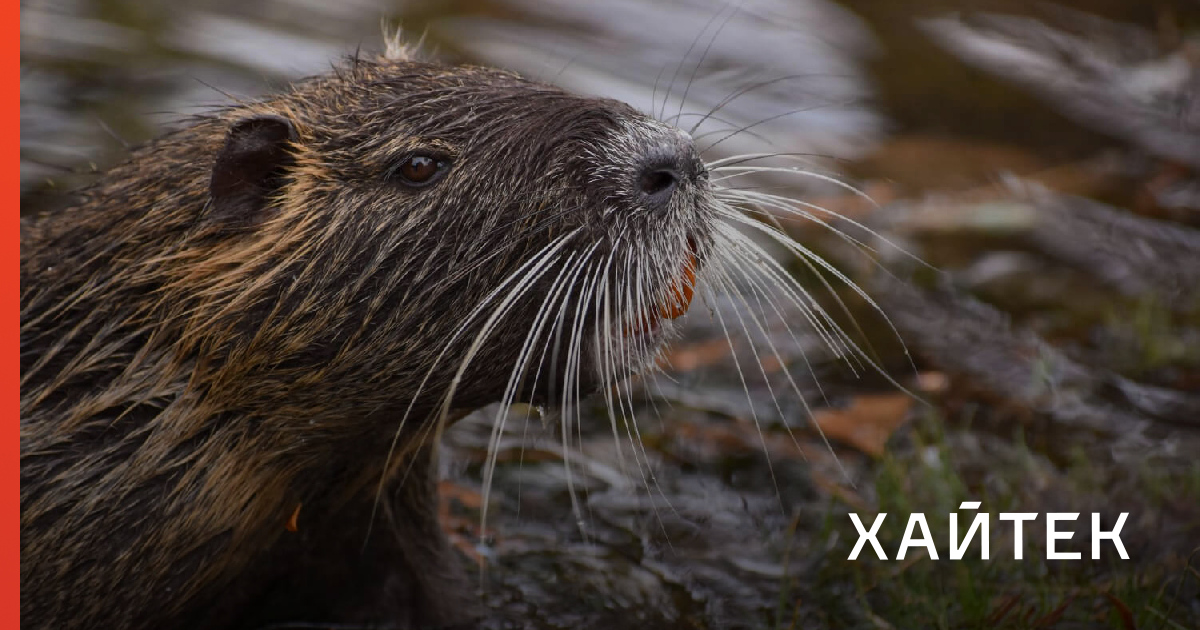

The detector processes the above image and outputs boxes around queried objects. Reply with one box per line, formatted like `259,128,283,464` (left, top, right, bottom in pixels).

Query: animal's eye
391,154,450,188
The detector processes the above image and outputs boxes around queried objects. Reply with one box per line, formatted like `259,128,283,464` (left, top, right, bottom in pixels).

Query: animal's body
21,48,714,630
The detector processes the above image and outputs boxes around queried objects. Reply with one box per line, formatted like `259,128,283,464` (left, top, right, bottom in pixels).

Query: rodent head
36,57,717,435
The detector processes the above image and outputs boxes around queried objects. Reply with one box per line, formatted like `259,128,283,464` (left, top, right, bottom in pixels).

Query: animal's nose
634,136,704,211
638,166,680,203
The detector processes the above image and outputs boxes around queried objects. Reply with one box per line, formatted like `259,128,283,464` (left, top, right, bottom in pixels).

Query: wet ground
20,0,1200,628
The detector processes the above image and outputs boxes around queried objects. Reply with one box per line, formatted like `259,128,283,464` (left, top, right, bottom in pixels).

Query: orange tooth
657,251,697,320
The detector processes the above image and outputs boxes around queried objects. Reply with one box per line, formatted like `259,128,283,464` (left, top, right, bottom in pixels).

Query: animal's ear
209,114,297,222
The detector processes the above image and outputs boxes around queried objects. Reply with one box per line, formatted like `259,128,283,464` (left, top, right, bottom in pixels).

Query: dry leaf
665,338,733,372
811,393,912,457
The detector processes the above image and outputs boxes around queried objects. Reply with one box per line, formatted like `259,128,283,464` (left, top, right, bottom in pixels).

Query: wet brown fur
21,51,710,630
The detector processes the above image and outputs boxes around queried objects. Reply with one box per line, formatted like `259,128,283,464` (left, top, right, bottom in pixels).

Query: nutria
20,41,719,629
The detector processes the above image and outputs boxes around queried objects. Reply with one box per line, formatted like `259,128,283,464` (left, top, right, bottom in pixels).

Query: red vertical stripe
9,2,22,626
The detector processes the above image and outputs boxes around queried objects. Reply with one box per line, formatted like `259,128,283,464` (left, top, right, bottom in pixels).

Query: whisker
659,2,735,121
706,152,838,169
698,99,860,154
559,250,610,540
674,0,742,127
717,203,881,371
717,210,921,392
712,221,857,366
679,74,850,139
480,245,600,540
619,248,675,515
705,235,832,406
707,235,857,482
702,261,784,508
603,244,682,540
366,229,581,546
711,164,934,270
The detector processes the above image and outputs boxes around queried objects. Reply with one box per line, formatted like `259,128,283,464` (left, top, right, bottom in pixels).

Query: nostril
639,169,678,198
